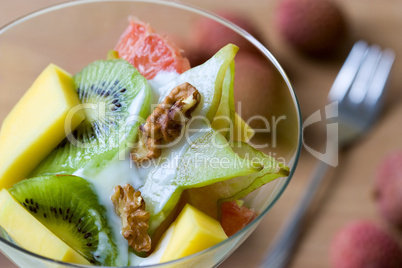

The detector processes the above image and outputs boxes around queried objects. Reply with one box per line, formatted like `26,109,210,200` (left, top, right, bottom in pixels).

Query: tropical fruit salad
0,18,289,266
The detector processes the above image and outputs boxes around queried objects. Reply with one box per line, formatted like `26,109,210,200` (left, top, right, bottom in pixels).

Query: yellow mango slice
0,189,90,264
0,64,84,189
161,204,227,262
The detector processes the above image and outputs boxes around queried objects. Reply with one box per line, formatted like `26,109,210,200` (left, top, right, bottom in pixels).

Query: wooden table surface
1,0,402,267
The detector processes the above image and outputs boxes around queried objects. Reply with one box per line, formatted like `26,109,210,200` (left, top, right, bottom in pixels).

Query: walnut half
111,184,151,252
132,82,201,163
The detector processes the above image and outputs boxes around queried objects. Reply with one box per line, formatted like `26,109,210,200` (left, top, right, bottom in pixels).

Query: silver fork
261,41,395,268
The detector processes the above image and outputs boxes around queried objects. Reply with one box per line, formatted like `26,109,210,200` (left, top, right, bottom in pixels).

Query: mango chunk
0,64,84,189
0,189,90,264
161,204,227,262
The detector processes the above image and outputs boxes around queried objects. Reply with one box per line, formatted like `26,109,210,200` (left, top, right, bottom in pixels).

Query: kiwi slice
10,175,118,265
31,59,151,176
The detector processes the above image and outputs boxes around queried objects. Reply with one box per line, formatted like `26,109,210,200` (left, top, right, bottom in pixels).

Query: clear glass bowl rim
0,0,303,267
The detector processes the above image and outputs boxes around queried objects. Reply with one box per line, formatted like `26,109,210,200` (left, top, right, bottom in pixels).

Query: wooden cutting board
0,0,401,267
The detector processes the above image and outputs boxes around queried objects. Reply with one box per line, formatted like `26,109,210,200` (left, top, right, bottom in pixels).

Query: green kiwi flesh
31,59,151,176
10,175,118,265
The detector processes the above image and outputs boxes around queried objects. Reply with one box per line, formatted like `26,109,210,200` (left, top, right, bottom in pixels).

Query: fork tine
348,45,382,104
328,41,368,103
365,48,395,106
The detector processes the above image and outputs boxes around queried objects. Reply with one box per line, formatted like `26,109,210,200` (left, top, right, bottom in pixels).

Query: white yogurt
74,157,141,266
136,224,174,266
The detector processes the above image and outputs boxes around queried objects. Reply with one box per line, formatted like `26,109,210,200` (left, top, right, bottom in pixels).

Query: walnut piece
111,184,151,252
132,82,201,163
132,132,162,163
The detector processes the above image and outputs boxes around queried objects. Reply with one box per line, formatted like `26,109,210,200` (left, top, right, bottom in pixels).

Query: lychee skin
275,0,347,56
330,221,402,268
375,151,402,228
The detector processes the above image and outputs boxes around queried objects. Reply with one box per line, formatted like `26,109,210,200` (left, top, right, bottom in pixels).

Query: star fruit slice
139,127,262,235
151,43,238,123
184,141,290,219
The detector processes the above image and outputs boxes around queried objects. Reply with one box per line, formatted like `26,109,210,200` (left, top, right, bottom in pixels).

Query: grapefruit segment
115,18,152,54
220,201,257,237
115,17,190,79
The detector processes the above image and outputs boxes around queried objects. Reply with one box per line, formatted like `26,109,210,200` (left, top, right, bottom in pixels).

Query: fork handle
261,160,330,268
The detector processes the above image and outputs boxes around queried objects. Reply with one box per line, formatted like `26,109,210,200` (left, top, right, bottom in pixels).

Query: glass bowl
0,0,302,267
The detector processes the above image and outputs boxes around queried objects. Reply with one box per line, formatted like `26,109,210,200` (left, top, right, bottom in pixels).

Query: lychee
330,220,402,268
375,151,402,228
275,0,347,57
187,11,263,66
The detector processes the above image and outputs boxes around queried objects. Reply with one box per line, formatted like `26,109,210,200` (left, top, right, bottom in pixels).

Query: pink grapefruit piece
220,201,257,237
115,17,190,79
